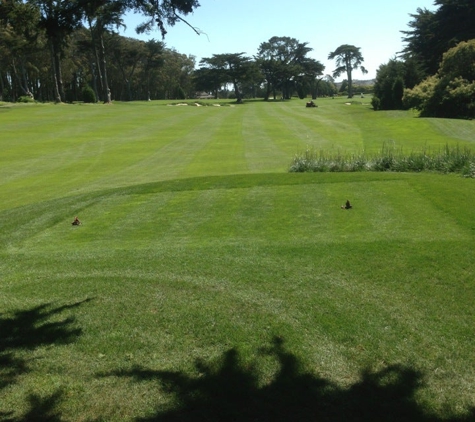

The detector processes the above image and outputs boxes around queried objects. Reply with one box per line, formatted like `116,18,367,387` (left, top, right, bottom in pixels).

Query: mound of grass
290,142,475,176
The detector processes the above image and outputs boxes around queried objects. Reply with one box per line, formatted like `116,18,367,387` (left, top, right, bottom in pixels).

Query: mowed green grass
1,99,475,421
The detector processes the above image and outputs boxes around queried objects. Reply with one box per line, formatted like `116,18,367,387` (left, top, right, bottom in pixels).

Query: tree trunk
98,31,111,103
347,66,353,98
88,18,104,101
282,81,290,100
0,70,4,101
21,63,33,99
51,36,65,101
55,50,65,101
49,41,61,103
127,64,139,101
12,59,33,98
118,62,138,101
264,81,271,101
90,60,100,102
96,22,112,104
233,80,242,103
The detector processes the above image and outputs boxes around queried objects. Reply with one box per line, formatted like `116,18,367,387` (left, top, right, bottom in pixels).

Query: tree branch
171,10,208,40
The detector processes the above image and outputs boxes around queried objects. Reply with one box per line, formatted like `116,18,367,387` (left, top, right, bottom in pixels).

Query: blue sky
121,0,437,81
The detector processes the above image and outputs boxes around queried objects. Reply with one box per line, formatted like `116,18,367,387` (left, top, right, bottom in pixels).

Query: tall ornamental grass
289,143,475,177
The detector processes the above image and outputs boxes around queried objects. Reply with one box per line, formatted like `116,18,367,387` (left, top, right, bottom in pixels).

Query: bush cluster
82,86,97,103
289,143,475,177
16,95,35,103
403,40,475,119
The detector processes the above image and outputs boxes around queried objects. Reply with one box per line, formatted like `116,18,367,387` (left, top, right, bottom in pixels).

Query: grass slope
1,98,474,210
1,99,474,421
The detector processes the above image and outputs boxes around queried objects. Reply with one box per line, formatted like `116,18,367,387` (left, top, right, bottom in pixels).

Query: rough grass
1,99,475,421
289,142,475,175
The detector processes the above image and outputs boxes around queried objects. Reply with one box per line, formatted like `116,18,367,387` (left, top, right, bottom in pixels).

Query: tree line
7,0,472,115
1,1,372,103
0,0,200,103
372,0,475,118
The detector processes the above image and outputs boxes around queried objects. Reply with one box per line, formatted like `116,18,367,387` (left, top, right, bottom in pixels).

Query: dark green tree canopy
199,53,255,102
132,0,200,37
372,58,423,111
403,39,475,119
0,2,335,103
328,44,367,98
401,0,475,76
256,36,320,100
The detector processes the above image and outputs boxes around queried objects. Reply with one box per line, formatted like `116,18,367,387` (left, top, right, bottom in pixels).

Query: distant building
195,92,214,99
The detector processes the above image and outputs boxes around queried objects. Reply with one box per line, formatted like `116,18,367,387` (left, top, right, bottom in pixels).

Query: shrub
297,85,306,99
174,86,186,100
82,86,96,103
462,162,475,178
289,144,475,176
17,95,35,103
371,96,381,110
392,77,405,109
403,40,475,118
402,75,438,111
372,59,420,110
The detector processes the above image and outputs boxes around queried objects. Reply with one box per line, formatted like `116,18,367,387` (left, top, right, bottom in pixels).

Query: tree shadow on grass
107,336,474,422
0,390,64,422
0,299,91,421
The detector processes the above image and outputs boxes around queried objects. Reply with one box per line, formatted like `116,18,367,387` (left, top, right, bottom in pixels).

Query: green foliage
317,79,337,97
352,84,373,95
402,75,438,111
296,85,306,99
403,40,475,118
134,0,200,38
402,1,475,76
339,80,348,93
289,143,475,175
0,1,199,103
172,85,186,100
392,77,405,109
371,95,381,110
257,37,322,100
199,53,256,101
372,59,421,110
81,86,97,103
16,95,35,103
328,44,368,98
439,39,475,81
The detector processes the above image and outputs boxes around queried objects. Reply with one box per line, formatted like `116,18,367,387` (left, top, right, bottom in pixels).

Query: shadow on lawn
107,336,474,422
0,390,64,422
0,299,91,422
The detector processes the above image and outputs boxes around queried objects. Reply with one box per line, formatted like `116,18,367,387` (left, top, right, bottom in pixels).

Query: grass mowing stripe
2,172,471,255
427,118,475,142
82,108,240,191
180,107,248,177
1,100,475,420
0,106,222,208
343,106,474,152
241,104,299,173
246,102,313,152
273,99,365,151
16,177,471,256
2,101,474,211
